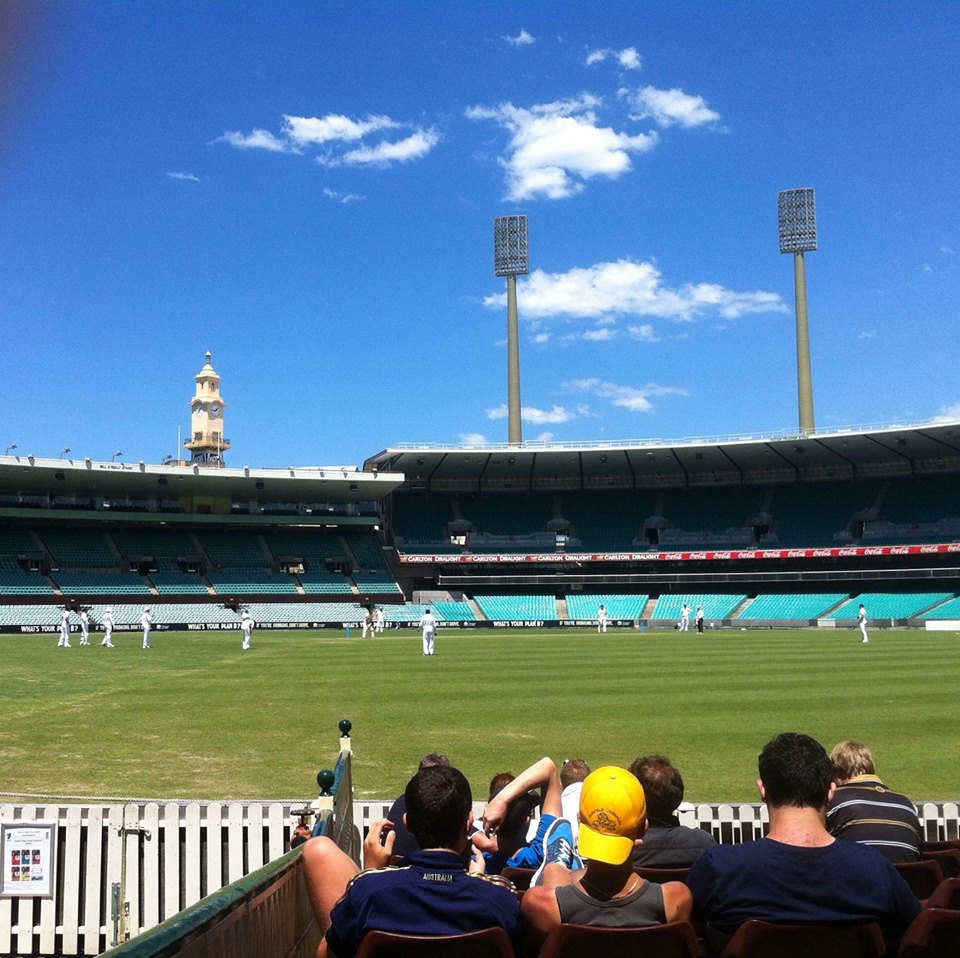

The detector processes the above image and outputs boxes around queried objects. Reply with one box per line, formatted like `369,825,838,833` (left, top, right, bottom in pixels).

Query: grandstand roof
364,420,960,489
0,455,404,503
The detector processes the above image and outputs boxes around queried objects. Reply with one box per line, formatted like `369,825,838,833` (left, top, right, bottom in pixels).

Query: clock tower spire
184,350,231,468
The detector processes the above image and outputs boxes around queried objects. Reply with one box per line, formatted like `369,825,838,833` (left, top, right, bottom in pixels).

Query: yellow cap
577,766,646,865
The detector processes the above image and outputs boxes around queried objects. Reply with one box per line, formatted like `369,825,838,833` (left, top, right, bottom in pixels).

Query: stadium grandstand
4,420,960,631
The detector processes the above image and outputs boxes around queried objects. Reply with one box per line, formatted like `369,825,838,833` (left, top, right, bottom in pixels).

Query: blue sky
2,1,959,468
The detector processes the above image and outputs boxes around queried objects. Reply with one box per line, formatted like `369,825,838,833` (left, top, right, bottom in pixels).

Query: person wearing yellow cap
521,766,692,952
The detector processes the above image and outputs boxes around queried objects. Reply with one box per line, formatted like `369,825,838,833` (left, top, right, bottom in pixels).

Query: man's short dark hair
418,752,451,771
560,759,590,789
404,765,472,850
758,732,833,810
629,755,683,821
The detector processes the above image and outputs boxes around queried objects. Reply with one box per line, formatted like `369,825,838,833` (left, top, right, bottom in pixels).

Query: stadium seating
737,593,849,620
262,530,350,563
651,594,748,621
829,593,955,620
565,594,649,620
344,531,391,570
897,908,960,958
298,570,355,594
352,572,402,594
197,531,269,568
718,920,885,958
0,570,55,595
538,922,700,958
432,601,476,621
52,571,151,594
37,527,118,567
110,528,199,568
0,528,41,569
0,604,62,626
207,569,298,595
150,570,210,594
354,928,514,958
474,595,558,621
920,597,960,620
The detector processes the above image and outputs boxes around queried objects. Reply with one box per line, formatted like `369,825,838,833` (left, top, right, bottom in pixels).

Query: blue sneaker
530,817,582,886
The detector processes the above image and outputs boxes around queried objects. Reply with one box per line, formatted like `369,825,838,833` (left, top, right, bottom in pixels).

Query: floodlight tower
778,188,818,435
494,215,529,446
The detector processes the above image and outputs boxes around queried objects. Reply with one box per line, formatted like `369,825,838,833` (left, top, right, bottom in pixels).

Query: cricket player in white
79,609,91,645
360,610,372,638
58,608,72,648
419,608,437,656
597,604,608,633
858,603,869,644
679,603,691,631
141,607,153,649
241,611,255,650
374,607,385,633
101,607,115,647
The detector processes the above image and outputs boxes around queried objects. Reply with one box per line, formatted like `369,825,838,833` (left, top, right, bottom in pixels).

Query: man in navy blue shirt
688,732,920,957
303,765,521,958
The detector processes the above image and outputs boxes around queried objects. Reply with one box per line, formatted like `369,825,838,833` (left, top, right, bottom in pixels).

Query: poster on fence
0,821,56,898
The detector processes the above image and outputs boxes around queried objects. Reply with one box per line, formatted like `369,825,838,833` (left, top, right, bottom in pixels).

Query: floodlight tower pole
494,215,530,447
778,188,818,436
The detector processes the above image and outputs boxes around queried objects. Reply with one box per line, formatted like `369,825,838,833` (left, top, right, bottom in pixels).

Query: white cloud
484,258,786,322
585,47,642,70
322,187,366,203
563,378,688,412
458,432,489,445
505,29,535,46
626,86,719,128
534,431,555,442
217,113,437,169
857,330,876,339
466,97,657,200
333,130,439,167
283,113,398,144
216,128,291,152
628,323,659,342
531,332,550,344
486,404,578,424
167,171,200,182
923,263,933,273
940,245,955,255
582,327,616,341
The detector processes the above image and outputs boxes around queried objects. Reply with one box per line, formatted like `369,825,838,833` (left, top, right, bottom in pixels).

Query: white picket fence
0,800,301,957
3,798,959,957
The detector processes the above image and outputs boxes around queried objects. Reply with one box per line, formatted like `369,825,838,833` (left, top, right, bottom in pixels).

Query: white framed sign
1,821,57,898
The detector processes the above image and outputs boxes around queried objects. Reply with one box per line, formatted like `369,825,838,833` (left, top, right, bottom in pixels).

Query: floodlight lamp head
778,188,818,253
494,214,530,276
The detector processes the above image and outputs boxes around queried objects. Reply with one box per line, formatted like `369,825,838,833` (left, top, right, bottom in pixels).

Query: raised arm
482,757,562,832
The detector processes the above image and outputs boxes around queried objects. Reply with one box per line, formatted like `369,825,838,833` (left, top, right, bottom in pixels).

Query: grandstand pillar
777,189,818,436
494,216,530,447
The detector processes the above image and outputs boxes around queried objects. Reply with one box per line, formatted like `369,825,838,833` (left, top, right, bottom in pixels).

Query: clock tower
184,351,231,467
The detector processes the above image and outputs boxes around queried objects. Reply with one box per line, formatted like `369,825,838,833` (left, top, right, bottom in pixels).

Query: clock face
210,403,222,417
192,401,204,414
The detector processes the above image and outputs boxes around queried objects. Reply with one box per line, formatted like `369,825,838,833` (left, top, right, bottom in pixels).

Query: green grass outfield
2,627,959,804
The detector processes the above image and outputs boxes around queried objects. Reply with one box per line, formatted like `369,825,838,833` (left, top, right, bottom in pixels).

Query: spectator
688,732,920,957
471,772,540,875
827,740,922,862
303,765,520,958
560,759,591,849
481,756,578,874
385,753,451,859
629,755,716,867
521,766,692,953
